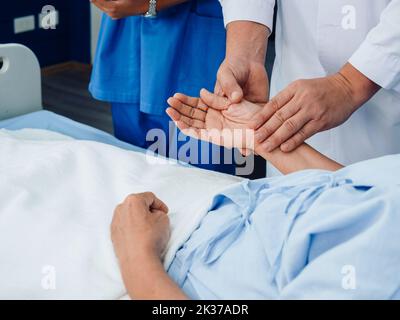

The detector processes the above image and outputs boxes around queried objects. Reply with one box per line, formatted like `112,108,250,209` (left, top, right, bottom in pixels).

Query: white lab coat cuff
349,40,400,93
220,0,275,31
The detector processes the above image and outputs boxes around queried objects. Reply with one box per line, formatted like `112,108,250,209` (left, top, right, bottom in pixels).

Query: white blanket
0,129,242,299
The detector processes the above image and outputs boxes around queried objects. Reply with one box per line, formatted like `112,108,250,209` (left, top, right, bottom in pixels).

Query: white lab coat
219,0,400,175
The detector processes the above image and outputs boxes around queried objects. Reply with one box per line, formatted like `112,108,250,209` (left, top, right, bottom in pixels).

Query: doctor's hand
213,21,270,106
215,57,269,105
167,90,264,151
111,192,170,265
255,63,380,153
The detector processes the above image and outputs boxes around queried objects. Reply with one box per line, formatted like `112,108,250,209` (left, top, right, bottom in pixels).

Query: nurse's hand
167,90,263,150
91,0,148,18
254,63,380,153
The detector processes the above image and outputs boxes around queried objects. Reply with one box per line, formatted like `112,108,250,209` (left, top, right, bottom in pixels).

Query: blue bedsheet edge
0,110,143,152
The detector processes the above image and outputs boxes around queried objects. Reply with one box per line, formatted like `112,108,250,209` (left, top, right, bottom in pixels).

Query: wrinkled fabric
0,129,241,299
169,155,400,299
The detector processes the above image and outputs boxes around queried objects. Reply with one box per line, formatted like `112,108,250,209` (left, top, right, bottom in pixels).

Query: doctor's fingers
167,98,206,123
175,122,203,142
280,120,322,152
214,81,224,97
258,110,313,152
216,66,244,103
251,87,295,130
200,89,230,110
254,98,301,144
173,93,210,114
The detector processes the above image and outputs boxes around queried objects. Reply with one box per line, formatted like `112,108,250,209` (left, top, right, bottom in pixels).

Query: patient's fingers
173,93,200,108
171,118,223,146
143,192,169,214
200,89,230,110
166,109,204,139
167,97,206,121
166,108,205,129
172,119,203,141
166,108,186,126
127,192,169,214
197,99,209,113
151,198,169,214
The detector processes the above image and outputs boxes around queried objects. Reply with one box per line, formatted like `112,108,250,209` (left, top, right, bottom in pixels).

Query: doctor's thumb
218,69,244,103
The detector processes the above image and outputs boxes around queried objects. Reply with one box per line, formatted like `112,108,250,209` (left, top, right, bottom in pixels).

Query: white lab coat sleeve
218,0,275,31
349,0,400,93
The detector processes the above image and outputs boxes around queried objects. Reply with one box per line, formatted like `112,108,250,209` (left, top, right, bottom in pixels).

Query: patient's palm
205,100,261,131
167,94,263,149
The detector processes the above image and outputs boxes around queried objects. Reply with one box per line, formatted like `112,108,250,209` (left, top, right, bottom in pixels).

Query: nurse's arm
91,0,188,19
166,91,343,175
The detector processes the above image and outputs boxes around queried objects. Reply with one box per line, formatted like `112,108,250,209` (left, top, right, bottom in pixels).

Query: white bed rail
0,44,42,120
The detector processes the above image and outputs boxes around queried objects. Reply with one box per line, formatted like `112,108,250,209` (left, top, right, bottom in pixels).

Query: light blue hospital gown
168,155,400,299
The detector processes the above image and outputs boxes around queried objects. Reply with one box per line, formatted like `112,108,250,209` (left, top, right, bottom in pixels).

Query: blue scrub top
89,0,226,116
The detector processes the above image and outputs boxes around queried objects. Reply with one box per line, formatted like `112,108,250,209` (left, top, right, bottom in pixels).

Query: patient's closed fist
111,192,170,266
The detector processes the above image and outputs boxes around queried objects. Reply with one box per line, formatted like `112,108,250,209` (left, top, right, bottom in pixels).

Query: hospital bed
3,44,399,300
0,44,244,299
0,43,143,151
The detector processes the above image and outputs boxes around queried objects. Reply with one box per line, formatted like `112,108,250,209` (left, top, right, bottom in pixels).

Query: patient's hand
111,193,188,300
111,192,170,264
167,90,344,175
166,89,263,151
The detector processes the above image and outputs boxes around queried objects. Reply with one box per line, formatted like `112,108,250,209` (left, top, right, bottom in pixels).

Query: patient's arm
111,193,187,300
166,90,343,174
262,143,343,174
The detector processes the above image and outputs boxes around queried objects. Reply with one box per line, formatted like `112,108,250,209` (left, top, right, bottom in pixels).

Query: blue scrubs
89,1,236,174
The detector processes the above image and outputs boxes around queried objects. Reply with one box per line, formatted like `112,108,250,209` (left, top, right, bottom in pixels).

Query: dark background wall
0,0,91,67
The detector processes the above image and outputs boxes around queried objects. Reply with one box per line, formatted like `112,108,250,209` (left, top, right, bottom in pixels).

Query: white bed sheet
0,129,242,299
